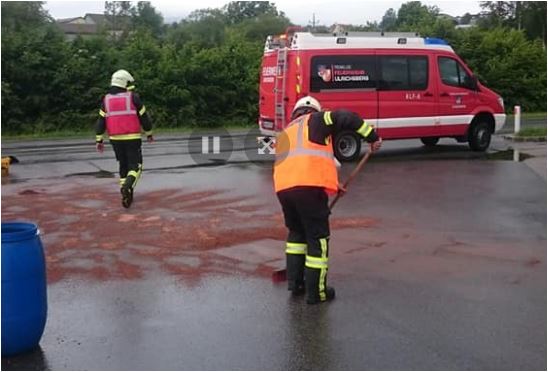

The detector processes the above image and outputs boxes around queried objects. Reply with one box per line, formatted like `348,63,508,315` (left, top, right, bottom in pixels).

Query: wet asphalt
1,133,546,370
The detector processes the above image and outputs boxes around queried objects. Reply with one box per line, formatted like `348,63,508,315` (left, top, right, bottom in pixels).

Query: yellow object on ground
2,157,11,176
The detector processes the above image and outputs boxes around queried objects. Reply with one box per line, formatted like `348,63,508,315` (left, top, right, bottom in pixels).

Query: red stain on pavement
2,186,377,284
526,258,541,267
18,189,42,195
87,253,105,263
114,260,143,280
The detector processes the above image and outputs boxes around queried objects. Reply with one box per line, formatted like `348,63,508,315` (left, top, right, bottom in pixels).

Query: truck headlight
498,96,504,111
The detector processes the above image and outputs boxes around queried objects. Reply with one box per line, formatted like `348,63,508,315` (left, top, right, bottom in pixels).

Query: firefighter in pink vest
96,69,153,208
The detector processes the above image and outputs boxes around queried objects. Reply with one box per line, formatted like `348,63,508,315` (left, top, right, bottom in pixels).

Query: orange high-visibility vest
273,114,338,194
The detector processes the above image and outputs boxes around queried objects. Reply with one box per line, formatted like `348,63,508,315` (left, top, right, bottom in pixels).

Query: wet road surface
1,135,546,370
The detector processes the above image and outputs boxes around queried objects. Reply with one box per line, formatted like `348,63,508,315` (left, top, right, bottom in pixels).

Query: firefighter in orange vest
274,96,382,304
96,69,153,208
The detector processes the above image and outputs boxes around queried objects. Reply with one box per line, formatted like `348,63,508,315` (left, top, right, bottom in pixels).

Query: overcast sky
45,1,483,24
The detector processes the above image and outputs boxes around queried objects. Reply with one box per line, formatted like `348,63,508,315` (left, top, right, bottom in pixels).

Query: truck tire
468,121,491,151
420,137,439,146
334,131,361,162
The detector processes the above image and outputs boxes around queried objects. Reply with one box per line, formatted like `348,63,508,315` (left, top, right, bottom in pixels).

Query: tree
397,1,439,31
459,12,473,25
173,9,228,48
480,1,546,46
2,0,546,135
186,8,224,22
1,1,51,32
347,22,381,32
519,2,546,46
104,1,133,38
453,27,546,112
132,1,164,37
182,33,263,126
421,17,457,42
232,13,291,42
1,1,70,133
55,36,119,116
380,8,397,31
223,1,281,24
479,1,517,27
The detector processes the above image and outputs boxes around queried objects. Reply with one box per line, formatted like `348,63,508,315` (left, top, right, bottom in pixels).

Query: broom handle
329,151,372,210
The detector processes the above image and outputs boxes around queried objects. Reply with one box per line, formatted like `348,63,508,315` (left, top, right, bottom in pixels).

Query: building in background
56,13,125,41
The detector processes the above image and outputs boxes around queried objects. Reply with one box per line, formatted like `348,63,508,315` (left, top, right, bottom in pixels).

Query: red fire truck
258,29,506,161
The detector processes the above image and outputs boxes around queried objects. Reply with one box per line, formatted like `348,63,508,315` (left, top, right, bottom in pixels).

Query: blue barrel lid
2,222,39,243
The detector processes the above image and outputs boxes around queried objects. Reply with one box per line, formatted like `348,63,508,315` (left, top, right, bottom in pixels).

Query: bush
452,27,547,112
1,2,545,135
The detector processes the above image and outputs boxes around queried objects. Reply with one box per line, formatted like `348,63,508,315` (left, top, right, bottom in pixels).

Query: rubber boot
305,267,335,305
121,186,133,208
286,254,305,296
121,175,135,209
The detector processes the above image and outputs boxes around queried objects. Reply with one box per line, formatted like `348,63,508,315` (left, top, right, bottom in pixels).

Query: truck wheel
334,131,361,162
468,121,491,151
420,137,439,146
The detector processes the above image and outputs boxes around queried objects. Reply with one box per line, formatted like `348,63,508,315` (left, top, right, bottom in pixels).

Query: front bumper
494,114,506,132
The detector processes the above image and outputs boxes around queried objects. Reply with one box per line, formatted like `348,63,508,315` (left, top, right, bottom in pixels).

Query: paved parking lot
2,135,546,370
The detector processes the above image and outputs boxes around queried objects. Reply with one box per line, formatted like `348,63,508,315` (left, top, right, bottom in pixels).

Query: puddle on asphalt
18,189,43,195
146,159,261,174
65,170,115,178
486,149,533,162
1,176,25,185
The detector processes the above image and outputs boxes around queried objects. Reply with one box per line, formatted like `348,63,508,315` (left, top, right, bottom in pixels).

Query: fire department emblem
317,65,332,82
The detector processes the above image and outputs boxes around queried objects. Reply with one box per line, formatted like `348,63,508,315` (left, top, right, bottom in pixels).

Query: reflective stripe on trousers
125,164,143,189
285,242,307,255
305,237,329,301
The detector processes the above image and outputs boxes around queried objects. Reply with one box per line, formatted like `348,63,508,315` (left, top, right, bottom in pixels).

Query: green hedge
1,2,546,135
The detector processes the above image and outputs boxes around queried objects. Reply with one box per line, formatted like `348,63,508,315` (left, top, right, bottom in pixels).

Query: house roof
55,12,130,35
56,23,98,35
84,13,109,25
57,16,83,24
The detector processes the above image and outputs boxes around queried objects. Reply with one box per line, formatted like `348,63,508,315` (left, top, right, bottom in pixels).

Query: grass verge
517,127,547,138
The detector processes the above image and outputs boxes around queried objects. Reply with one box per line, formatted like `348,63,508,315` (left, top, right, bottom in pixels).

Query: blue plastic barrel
2,222,48,356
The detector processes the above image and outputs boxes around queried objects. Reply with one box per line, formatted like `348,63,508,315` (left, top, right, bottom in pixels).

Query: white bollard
513,148,520,162
514,105,521,134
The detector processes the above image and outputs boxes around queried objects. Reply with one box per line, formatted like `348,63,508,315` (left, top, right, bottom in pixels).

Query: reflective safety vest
104,92,141,140
273,114,338,194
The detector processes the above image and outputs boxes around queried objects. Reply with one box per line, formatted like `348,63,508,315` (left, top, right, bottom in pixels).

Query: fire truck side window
310,55,376,92
438,56,473,89
378,56,428,91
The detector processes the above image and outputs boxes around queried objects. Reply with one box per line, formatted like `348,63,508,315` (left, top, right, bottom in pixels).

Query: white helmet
111,69,135,89
292,96,321,115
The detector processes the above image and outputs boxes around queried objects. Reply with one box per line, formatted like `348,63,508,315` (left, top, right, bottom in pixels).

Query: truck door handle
424,92,433,97
440,92,449,97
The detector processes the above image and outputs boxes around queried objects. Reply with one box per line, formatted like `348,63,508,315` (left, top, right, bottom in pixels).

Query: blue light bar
424,37,449,45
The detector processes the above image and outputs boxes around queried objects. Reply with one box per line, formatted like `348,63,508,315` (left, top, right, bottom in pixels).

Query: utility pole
309,13,319,32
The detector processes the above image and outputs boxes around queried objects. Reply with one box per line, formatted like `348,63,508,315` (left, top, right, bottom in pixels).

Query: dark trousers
277,186,331,302
111,139,143,189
